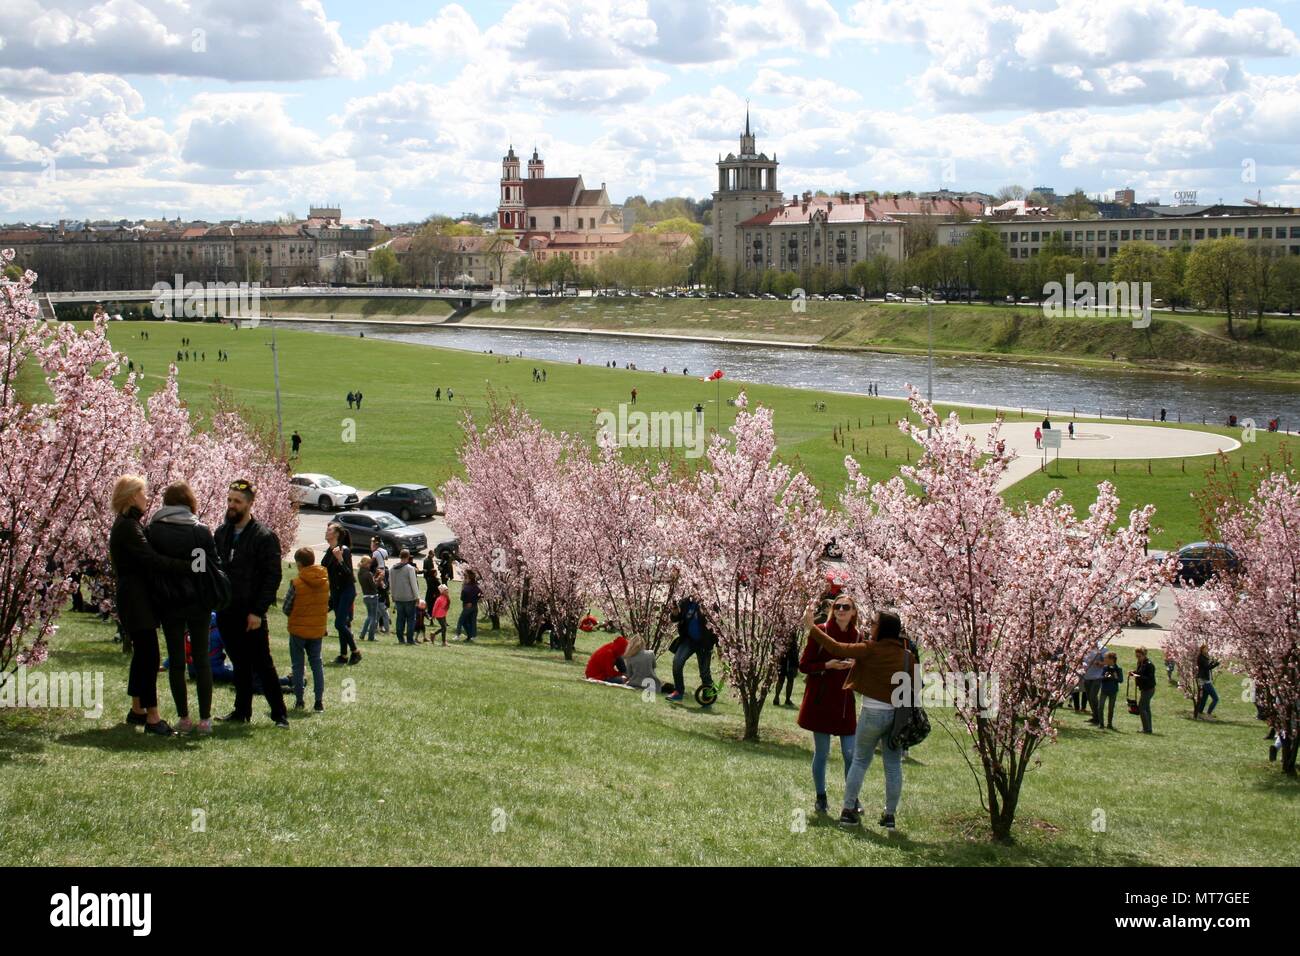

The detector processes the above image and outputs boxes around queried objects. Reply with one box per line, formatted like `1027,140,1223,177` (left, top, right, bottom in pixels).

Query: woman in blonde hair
620,634,662,693
108,474,195,736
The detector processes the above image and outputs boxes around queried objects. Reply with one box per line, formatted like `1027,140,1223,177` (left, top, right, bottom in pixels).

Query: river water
289,320,1300,427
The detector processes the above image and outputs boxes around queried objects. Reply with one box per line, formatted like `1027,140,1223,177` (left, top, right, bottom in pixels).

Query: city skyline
4,0,1300,224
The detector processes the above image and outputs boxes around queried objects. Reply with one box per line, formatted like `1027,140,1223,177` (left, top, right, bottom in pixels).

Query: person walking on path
454,569,481,642
665,596,715,704
432,585,450,645
797,594,861,816
1131,646,1157,734
803,606,910,831
110,475,194,737
213,479,289,728
1099,652,1123,729
146,480,221,735
1035,426,1042,449
1194,644,1220,719
286,547,329,711
1068,421,1075,440
357,556,380,642
390,550,420,645
322,523,359,665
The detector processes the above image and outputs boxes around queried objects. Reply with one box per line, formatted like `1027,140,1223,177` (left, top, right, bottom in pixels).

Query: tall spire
745,100,751,136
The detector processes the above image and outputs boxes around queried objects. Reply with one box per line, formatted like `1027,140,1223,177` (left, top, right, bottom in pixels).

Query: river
288,320,1300,427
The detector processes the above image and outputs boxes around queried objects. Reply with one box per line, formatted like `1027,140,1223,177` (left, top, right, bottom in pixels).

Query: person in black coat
109,475,194,736
146,480,221,733
213,479,288,728
1130,646,1157,734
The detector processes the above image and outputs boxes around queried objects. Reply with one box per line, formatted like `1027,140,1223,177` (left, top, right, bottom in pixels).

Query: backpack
888,646,931,750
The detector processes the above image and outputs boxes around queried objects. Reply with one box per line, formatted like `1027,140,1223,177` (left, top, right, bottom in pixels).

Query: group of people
110,474,289,735
345,391,366,409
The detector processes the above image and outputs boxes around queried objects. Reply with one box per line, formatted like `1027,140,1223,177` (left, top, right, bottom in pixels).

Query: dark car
331,510,428,555
433,537,460,563
1152,541,1241,587
357,483,437,521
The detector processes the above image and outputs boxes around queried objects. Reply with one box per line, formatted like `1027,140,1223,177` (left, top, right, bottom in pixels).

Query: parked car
357,483,438,521
290,473,360,511
885,292,904,302
434,537,460,563
1150,541,1241,587
1121,591,1160,625
331,510,427,555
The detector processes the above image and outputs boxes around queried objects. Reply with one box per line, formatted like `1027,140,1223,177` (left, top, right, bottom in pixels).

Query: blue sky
3,0,1300,224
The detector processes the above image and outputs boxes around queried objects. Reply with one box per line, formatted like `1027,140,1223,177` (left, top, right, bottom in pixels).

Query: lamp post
268,315,284,453
927,290,934,439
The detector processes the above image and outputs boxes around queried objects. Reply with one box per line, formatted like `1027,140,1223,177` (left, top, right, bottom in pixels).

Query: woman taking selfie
796,594,861,816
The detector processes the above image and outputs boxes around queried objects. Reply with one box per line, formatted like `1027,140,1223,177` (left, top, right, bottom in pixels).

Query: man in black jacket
214,479,288,728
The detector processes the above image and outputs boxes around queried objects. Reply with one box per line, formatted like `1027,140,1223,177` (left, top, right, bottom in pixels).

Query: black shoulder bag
888,645,931,750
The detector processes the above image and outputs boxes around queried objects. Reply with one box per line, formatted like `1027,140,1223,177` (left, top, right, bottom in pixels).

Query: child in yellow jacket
286,547,330,711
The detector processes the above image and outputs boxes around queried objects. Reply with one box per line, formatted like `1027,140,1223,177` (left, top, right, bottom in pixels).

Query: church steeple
740,102,756,156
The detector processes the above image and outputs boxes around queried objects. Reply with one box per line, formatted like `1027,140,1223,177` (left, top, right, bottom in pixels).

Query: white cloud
0,0,364,81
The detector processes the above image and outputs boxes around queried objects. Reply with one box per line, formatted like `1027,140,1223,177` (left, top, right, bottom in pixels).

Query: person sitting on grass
286,547,329,712
585,635,630,684
1099,652,1123,730
620,636,661,693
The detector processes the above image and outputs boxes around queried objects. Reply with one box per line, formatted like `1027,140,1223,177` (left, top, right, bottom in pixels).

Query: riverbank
267,294,1300,384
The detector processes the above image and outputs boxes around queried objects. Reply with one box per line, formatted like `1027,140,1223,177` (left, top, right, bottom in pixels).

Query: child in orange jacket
286,547,330,711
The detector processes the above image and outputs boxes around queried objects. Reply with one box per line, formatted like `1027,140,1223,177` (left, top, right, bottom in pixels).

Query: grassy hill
1,609,1291,866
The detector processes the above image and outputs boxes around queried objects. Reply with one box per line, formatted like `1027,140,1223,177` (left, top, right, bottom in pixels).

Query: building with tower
712,109,783,269
497,146,623,239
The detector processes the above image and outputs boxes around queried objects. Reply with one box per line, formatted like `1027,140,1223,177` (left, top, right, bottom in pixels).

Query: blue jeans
456,603,477,640
1196,680,1219,716
672,640,713,695
289,636,324,705
395,600,417,644
843,706,903,814
812,731,856,798
332,585,356,656
359,594,379,641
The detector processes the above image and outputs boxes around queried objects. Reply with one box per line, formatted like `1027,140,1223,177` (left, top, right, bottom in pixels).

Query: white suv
291,474,360,511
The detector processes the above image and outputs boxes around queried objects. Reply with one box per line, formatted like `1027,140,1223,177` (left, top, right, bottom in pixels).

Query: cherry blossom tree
1,259,145,674
569,435,681,656
443,398,576,646
839,387,1169,840
670,394,829,741
1171,471,1300,774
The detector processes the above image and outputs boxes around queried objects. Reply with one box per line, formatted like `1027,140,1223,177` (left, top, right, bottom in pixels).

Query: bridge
40,285,520,322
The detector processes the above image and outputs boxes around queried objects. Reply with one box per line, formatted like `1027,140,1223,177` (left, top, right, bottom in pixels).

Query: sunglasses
832,604,853,611
229,481,253,492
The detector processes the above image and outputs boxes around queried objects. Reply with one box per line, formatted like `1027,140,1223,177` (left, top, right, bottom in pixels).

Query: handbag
1126,675,1140,715
888,646,931,750
195,527,231,612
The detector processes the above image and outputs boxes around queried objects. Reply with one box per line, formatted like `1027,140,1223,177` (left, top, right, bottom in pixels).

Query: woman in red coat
797,593,861,815
585,635,630,684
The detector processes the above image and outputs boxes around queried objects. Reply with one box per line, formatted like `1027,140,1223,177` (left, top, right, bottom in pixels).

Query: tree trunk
1284,737,1298,777
559,625,577,662
986,774,1020,843
741,693,764,741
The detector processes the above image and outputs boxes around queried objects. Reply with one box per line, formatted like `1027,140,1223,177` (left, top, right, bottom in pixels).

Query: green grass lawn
92,320,1279,547
1,605,1293,866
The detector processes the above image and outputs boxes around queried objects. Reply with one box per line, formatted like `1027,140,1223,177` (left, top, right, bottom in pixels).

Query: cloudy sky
3,0,1300,224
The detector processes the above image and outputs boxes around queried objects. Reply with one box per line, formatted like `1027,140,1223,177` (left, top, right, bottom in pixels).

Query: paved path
956,420,1241,492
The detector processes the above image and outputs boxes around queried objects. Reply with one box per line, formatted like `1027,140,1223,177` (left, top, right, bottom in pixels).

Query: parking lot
293,500,454,556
